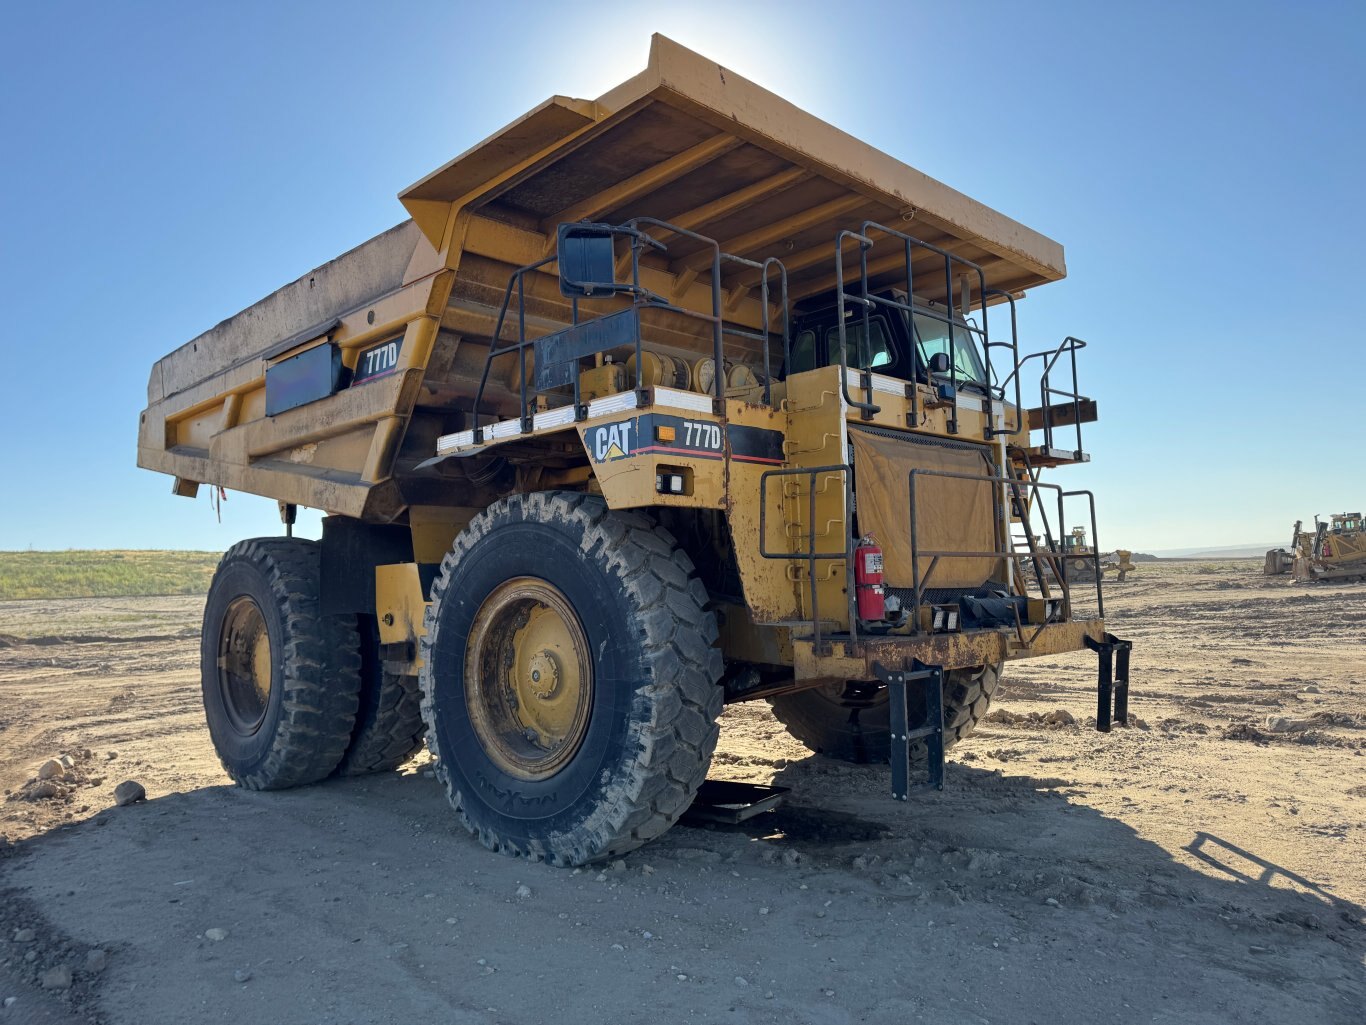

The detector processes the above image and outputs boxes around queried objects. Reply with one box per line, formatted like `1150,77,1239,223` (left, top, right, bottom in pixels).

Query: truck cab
787,289,990,391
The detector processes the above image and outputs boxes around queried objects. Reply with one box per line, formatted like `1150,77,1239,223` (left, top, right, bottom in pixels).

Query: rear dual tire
335,615,426,776
200,539,361,789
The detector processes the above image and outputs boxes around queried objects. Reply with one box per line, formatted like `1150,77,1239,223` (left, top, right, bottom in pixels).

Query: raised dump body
139,36,1132,865
139,35,1065,522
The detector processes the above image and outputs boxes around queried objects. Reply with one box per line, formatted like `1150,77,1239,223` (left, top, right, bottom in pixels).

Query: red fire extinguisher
854,535,886,621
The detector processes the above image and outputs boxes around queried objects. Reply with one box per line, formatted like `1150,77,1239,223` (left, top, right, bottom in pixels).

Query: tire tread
419,493,723,865
207,538,361,790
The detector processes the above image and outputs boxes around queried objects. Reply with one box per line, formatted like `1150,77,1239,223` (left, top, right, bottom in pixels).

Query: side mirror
927,352,951,375
557,224,625,298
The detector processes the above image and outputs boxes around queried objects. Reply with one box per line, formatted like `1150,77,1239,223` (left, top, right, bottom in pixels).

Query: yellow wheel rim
465,577,593,781
217,596,272,734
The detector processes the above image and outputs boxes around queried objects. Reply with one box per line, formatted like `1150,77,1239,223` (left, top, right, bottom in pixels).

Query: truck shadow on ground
2,757,1363,1023
695,756,1366,971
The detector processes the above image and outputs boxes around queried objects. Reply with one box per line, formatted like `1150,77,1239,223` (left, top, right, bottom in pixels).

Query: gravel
40,965,72,991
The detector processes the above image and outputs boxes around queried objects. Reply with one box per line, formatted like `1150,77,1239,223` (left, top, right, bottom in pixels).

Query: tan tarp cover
850,429,997,590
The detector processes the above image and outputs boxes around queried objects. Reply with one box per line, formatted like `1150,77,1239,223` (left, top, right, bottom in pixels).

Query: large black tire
335,616,426,776
768,663,1002,765
201,538,361,789
419,492,723,866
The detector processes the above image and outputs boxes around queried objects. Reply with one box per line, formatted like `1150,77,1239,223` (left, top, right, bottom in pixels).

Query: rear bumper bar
793,618,1106,681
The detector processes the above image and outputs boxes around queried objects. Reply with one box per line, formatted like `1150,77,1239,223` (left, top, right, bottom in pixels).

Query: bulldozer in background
1265,515,1364,581
1286,514,1366,582
136,36,1132,865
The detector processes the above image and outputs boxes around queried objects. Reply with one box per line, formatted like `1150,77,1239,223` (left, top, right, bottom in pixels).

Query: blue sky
1,0,1362,553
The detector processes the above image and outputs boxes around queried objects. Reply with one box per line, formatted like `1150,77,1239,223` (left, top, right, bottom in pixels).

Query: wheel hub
216,596,272,735
465,578,593,781
527,650,560,699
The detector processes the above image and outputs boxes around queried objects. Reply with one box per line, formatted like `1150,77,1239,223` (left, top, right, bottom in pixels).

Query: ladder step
875,662,946,799
1084,633,1132,731
903,724,940,742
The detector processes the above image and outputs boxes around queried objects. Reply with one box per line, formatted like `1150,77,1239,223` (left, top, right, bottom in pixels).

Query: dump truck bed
138,35,1065,521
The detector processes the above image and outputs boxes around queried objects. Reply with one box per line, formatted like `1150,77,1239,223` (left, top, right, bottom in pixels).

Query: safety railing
904,467,1103,638
831,222,1021,439
758,464,855,649
999,335,1090,458
469,219,788,443
982,288,1023,436
753,461,1104,648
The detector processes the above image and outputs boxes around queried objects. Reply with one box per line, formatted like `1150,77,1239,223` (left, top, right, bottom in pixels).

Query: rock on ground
113,780,146,806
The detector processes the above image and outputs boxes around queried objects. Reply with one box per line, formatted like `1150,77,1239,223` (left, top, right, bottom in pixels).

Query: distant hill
1149,543,1280,560
0,550,220,600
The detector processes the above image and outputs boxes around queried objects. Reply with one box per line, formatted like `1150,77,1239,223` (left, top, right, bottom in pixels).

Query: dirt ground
0,562,1362,1024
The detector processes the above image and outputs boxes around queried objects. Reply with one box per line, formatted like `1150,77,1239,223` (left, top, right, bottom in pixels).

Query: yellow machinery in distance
137,36,1132,865
1028,529,1135,583
1103,549,1137,582
1267,514,1366,581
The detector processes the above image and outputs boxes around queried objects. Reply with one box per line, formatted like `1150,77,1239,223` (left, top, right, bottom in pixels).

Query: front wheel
419,493,723,866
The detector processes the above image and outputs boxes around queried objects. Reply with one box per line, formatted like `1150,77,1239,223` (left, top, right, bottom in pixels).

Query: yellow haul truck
138,37,1131,865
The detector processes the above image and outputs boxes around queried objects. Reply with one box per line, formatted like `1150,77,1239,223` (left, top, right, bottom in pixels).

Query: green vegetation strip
0,551,221,600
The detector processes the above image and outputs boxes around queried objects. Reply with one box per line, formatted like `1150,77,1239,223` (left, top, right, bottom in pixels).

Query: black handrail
832,221,1004,436
833,230,882,418
470,255,556,442
1061,488,1105,619
998,336,1090,456
470,219,790,442
625,217,723,407
982,288,1022,436
626,218,787,408
859,221,989,435
758,464,855,649
1043,337,1088,458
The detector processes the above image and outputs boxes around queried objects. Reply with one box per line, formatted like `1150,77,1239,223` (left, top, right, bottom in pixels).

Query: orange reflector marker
656,425,676,442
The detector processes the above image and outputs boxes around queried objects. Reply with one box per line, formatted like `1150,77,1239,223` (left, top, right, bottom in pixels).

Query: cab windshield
912,312,987,385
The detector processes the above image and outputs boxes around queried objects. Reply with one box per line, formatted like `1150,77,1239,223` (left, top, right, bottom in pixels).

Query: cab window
824,318,894,370
789,329,818,374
